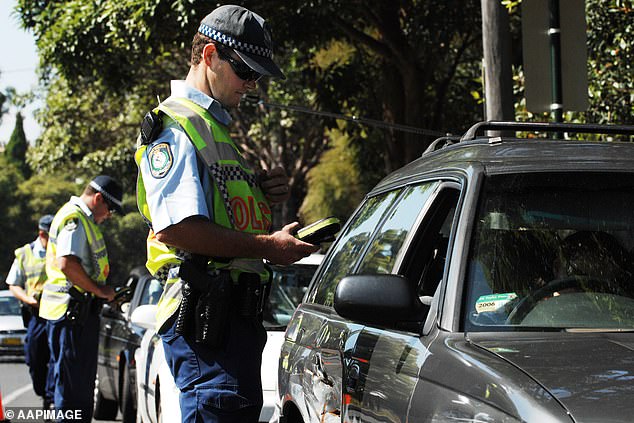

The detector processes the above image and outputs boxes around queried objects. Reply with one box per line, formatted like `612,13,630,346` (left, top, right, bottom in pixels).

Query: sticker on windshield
475,293,517,313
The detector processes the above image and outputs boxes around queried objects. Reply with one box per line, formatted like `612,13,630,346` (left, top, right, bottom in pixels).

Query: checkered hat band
89,181,122,207
198,23,273,58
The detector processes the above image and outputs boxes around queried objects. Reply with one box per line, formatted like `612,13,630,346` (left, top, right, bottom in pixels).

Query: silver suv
277,122,634,423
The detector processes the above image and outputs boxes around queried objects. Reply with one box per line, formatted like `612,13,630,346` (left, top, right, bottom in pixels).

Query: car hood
0,315,25,332
470,332,634,422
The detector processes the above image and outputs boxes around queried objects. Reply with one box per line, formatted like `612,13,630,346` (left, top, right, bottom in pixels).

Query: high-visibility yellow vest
135,96,271,330
39,202,110,321
14,242,47,298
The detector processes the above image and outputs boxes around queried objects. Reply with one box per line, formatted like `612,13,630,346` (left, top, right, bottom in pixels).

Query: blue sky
0,0,41,144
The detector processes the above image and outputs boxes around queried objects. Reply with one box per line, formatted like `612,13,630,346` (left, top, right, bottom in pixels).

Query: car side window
400,185,460,299
357,182,440,274
138,278,163,306
306,190,402,307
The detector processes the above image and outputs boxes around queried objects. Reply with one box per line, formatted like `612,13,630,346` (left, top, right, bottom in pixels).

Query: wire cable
243,95,445,137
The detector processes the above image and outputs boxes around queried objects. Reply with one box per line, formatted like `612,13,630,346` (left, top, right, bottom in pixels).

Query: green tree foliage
16,174,76,220
0,156,26,279
583,0,632,126
236,62,330,225
245,0,484,170
509,0,633,133
5,112,30,176
27,74,151,188
16,0,195,92
12,0,633,257
0,90,6,126
100,209,148,283
0,171,146,282
299,129,365,223
0,169,76,279
17,0,484,174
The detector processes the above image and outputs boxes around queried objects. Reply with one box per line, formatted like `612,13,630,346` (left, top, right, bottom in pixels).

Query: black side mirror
334,275,425,328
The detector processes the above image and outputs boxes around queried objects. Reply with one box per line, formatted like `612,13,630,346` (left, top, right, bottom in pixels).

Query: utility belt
175,256,271,349
66,287,103,325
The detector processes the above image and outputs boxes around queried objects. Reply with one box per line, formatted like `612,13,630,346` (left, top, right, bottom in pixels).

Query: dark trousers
47,310,100,423
160,309,268,422
24,314,54,403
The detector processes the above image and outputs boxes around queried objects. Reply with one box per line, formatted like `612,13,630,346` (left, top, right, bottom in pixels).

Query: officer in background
39,175,120,422
135,5,318,422
7,214,55,410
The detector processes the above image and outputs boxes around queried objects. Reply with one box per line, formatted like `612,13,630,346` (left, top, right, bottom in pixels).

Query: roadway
0,356,120,422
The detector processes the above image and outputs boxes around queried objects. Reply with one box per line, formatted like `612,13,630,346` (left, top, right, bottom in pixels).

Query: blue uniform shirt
140,80,233,233
6,238,46,288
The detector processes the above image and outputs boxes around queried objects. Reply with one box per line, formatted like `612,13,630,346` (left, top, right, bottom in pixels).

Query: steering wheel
505,276,616,324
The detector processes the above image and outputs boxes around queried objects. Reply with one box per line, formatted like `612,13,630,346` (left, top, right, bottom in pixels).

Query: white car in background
132,254,324,422
0,290,27,357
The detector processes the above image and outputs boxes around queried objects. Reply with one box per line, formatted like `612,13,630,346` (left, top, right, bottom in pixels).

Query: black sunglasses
101,196,117,214
216,45,262,82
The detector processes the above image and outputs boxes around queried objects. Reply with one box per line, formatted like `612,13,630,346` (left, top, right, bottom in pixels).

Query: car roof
373,137,634,194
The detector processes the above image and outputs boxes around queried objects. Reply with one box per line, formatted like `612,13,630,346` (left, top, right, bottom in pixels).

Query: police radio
140,110,163,145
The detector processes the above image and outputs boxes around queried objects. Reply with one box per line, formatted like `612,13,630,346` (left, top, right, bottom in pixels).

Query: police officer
135,5,318,422
39,175,121,422
7,214,55,410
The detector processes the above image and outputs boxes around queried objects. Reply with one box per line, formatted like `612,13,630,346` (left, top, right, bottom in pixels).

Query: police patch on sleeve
64,219,78,232
148,142,173,178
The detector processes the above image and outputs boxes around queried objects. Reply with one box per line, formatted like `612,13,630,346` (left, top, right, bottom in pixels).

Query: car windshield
0,295,21,316
465,172,634,331
264,263,319,329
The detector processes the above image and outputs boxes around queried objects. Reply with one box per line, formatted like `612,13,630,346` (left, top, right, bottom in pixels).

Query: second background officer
7,214,55,410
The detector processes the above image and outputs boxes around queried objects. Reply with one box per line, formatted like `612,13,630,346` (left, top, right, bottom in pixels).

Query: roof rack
422,136,462,155
461,121,634,142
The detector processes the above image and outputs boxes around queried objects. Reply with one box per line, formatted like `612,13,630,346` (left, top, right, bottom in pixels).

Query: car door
98,272,139,400
282,189,406,422
342,181,462,422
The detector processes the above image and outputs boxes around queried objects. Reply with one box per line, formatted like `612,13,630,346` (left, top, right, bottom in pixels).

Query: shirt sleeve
140,121,210,233
55,218,89,260
5,258,25,288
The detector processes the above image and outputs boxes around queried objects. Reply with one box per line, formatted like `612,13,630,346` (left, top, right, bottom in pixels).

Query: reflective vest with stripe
14,242,47,298
135,96,272,330
39,202,110,321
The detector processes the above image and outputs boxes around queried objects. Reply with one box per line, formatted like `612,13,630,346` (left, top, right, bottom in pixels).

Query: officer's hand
266,222,320,265
96,285,116,302
26,296,39,308
259,167,290,204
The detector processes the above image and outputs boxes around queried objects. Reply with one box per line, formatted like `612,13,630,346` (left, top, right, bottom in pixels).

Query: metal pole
548,0,564,130
481,0,514,126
